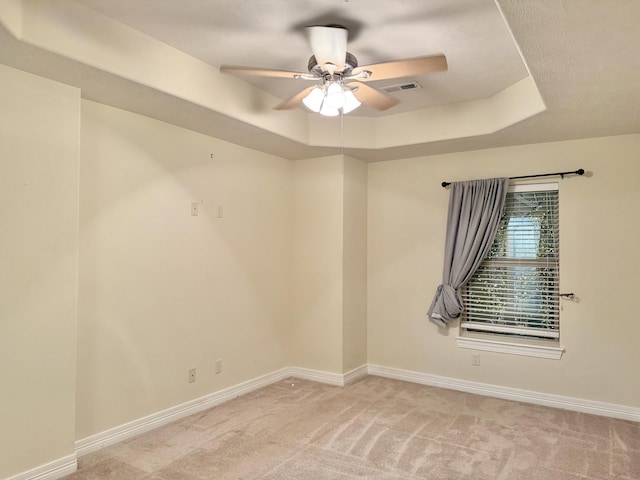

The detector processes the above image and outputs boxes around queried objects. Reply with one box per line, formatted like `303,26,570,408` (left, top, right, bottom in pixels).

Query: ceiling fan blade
274,86,317,110
352,82,399,110
220,65,315,80
353,54,447,81
307,25,348,71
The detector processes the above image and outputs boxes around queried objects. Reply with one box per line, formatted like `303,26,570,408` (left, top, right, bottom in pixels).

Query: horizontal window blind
462,183,560,340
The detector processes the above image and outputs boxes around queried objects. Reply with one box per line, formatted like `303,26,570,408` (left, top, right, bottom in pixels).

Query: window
456,183,564,359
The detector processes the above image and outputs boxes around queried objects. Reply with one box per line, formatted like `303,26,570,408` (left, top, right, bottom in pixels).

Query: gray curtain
428,177,509,328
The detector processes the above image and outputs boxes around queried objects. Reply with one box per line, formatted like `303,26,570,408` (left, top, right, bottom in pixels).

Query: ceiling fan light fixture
223,24,448,115
302,86,325,113
303,82,361,116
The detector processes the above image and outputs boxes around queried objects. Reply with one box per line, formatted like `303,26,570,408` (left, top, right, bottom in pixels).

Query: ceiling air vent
381,82,421,94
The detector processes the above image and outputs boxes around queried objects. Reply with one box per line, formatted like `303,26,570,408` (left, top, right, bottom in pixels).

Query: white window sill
456,333,564,360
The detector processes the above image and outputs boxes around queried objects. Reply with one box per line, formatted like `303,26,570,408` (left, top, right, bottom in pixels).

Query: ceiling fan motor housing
308,52,358,77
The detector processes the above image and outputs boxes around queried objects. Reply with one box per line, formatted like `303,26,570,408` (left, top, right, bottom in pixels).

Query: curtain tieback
429,284,464,327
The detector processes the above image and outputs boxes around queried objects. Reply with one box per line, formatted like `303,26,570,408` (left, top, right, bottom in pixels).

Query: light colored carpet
64,376,639,479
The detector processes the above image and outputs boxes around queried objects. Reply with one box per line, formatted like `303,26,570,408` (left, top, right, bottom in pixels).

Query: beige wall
342,156,368,372
367,134,640,407
290,155,369,375
77,101,292,438
290,156,345,372
0,65,80,478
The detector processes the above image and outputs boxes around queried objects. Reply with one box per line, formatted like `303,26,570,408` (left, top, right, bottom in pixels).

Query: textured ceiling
1,0,640,161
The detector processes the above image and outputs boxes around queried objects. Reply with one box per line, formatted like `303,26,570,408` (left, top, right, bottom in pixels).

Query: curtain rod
441,169,585,188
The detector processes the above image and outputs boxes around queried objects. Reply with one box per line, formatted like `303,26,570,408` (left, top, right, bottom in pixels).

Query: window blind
461,183,560,340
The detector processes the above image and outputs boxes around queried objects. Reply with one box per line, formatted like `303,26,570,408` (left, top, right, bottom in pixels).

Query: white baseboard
5,454,76,480
74,364,367,460
344,364,369,385
289,364,368,387
367,364,640,422
75,367,291,458
288,366,345,386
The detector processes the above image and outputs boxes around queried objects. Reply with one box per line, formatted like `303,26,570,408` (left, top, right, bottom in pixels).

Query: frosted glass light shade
319,102,339,116
342,89,361,114
302,87,324,112
325,82,346,109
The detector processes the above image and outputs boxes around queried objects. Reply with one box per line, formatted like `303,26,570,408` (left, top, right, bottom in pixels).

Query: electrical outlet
471,354,480,366
188,368,196,383
215,359,222,374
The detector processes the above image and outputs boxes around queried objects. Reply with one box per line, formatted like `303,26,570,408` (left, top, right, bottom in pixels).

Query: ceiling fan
220,25,447,116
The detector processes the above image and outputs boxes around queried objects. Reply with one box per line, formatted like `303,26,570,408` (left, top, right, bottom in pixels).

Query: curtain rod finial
441,181,451,188
577,168,585,175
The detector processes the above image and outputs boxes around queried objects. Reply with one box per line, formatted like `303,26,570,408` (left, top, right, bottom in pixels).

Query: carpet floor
64,375,639,479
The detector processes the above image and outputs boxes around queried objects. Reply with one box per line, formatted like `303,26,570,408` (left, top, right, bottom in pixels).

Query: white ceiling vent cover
381,82,422,93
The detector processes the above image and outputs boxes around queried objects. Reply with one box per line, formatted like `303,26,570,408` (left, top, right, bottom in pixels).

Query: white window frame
455,182,565,359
